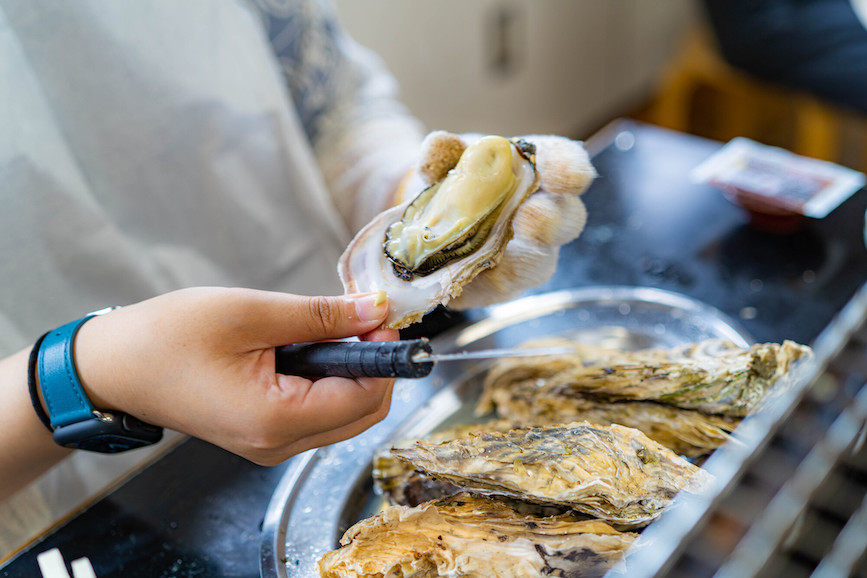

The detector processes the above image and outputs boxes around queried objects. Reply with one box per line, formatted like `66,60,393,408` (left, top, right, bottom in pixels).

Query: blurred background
335,0,867,172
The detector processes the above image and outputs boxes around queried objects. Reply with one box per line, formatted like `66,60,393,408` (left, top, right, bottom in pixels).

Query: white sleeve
852,0,867,30
251,0,425,233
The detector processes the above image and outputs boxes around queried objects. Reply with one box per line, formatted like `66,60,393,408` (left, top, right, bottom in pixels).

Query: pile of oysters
318,337,811,577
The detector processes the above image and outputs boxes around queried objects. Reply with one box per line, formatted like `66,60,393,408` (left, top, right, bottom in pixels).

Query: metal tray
259,286,753,577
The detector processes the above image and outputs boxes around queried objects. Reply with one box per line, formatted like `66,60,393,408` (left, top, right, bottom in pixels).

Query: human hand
73,288,399,465
396,131,596,309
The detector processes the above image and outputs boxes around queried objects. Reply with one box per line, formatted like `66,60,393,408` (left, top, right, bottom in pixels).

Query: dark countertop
3,119,866,577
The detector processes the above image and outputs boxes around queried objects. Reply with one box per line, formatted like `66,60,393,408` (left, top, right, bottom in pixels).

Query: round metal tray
259,286,752,577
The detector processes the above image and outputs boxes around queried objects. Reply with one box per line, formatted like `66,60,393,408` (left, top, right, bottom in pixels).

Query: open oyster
338,135,540,329
390,422,710,529
317,493,637,578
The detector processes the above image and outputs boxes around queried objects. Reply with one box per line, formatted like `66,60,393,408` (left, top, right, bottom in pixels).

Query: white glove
396,131,596,310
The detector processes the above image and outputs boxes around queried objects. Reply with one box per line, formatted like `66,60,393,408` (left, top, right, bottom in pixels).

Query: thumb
255,292,390,346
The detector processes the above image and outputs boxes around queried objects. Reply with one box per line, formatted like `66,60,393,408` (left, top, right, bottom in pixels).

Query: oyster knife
275,338,573,380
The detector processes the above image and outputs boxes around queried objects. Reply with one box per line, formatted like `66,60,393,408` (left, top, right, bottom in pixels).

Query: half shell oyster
338,135,540,329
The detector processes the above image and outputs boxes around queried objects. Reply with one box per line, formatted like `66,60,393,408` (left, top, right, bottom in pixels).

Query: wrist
73,310,129,411
33,308,163,453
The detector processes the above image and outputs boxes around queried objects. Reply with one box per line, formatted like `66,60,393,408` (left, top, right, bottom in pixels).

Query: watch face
71,436,152,453
53,415,163,453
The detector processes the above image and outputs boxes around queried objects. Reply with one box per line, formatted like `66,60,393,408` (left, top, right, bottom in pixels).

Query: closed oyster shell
317,493,636,578
480,384,740,458
478,338,813,417
391,422,710,529
338,135,539,329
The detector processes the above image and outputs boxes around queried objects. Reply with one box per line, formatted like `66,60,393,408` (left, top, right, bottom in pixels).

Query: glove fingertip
449,241,559,311
418,130,466,184
514,193,587,247
525,135,597,196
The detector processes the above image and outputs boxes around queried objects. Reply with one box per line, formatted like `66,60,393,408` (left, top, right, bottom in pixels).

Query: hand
396,131,596,309
74,287,399,466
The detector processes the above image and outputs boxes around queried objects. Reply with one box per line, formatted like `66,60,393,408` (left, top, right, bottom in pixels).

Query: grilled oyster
317,493,637,578
391,422,709,528
338,135,540,329
486,385,739,458
479,338,812,417
373,424,488,507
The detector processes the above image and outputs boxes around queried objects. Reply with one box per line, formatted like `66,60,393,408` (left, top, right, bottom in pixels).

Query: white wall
333,0,696,138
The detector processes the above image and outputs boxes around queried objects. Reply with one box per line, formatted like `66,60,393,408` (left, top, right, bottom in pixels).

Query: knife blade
275,338,574,379
410,346,575,363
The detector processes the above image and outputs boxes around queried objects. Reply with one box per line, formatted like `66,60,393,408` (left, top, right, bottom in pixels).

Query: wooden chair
645,25,866,168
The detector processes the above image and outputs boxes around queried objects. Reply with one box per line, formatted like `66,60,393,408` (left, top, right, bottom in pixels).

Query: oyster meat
317,493,637,578
390,422,709,528
338,135,540,329
479,338,812,417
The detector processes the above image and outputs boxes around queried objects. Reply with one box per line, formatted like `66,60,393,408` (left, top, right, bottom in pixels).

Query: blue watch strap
37,315,97,428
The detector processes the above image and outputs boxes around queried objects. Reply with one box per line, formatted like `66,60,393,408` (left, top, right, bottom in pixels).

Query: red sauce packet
691,138,864,219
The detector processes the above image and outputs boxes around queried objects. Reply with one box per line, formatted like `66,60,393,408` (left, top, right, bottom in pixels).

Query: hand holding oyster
338,131,596,328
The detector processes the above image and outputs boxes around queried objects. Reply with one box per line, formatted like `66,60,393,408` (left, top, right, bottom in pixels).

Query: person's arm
253,0,425,233
0,348,71,500
0,288,397,501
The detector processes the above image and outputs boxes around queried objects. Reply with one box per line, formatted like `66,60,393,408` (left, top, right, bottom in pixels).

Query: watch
36,308,163,453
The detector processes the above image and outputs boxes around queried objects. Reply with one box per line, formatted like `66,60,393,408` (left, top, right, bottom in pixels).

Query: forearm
0,347,71,501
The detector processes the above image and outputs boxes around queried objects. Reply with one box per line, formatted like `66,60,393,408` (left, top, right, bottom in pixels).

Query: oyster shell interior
338,135,539,329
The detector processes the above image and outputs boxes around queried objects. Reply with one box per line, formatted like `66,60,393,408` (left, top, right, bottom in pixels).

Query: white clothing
0,0,422,558
853,0,867,29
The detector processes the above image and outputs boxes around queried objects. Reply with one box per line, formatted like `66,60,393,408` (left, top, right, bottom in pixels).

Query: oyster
390,422,709,528
317,493,637,578
338,135,540,329
492,394,739,458
479,338,812,417
373,423,488,507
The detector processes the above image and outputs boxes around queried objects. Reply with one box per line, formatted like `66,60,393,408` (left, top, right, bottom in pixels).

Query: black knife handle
275,338,434,379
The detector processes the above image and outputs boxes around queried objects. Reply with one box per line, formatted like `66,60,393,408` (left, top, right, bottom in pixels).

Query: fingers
513,191,588,247
283,376,395,457
251,373,394,463
522,135,596,196
232,290,392,348
449,240,560,310
417,131,466,184
359,327,400,342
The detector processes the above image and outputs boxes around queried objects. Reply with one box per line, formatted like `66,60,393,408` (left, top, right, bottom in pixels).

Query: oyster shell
491,394,739,458
338,135,540,329
317,493,637,578
390,422,709,528
374,407,733,510
373,424,485,507
479,338,812,417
